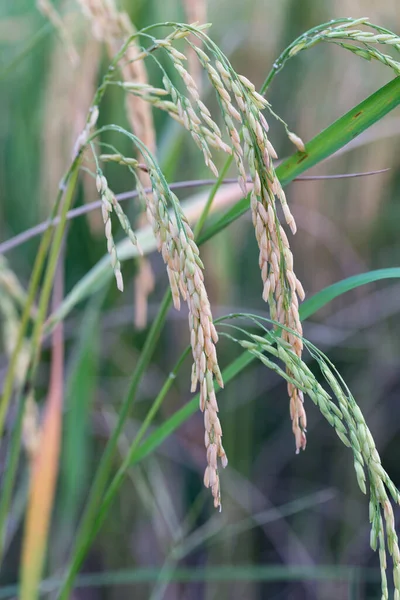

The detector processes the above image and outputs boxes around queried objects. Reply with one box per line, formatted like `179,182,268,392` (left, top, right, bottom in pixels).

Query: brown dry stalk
36,0,79,65
20,260,64,599
78,0,157,323
41,12,101,221
182,0,207,89
77,0,156,154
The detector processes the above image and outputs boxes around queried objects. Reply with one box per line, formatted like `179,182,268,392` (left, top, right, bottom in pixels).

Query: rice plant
1,5,400,599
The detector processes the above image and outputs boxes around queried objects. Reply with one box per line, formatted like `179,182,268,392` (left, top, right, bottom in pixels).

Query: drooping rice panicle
181,0,207,89
229,318,400,599
182,33,308,450
111,149,228,509
96,173,123,292
269,18,400,81
108,23,307,452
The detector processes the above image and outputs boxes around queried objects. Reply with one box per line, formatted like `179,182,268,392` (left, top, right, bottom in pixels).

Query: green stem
0,162,78,444
259,18,363,94
0,391,26,560
59,288,172,591
59,347,191,598
0,165,80,562
193,157,233,237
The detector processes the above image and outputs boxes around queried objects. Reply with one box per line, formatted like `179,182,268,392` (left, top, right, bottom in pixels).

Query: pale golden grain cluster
98,141,228,507
134,165,227,509
188,37,307,452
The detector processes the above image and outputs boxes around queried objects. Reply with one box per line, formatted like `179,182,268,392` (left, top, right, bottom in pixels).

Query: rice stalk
220,315,400,600
36,0,79,66
41,17,101,224
68,20,327,489
15,17,400,522
181,0,207,89
77,0,158,316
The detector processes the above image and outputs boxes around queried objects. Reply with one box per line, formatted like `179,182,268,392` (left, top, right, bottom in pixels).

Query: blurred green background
1,1,400,599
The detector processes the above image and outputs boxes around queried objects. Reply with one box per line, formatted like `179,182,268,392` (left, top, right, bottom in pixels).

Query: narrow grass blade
132,267,400,465
300,267,400,319
60,294,103,532
201,77,400,246
0,564,380,597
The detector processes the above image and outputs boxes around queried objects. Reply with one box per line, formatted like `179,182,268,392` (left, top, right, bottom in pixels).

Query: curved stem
260,18,363,94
